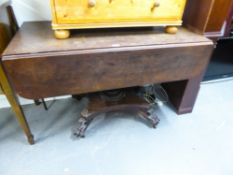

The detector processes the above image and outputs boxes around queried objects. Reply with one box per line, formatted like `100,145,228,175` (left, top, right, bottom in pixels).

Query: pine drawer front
50,0,187,38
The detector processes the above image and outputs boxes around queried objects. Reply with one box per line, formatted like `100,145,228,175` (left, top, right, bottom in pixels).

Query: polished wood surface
50,0,187,38
3,22,210,57
2,21,213,143
205,0,233,33
183,0,214,34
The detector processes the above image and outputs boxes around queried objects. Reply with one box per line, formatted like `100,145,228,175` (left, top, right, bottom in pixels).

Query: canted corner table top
2,21,212,60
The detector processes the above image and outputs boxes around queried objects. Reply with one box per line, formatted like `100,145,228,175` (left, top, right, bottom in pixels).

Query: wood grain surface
3,22,211,58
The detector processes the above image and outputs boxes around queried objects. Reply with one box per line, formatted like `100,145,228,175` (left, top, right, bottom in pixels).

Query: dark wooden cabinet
189,0,233,80
225,2,233,36
183,0,233,39
183,0,233,81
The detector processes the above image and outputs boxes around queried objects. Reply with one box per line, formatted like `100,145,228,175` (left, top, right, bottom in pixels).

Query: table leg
0,63,34,144
163,74,203,115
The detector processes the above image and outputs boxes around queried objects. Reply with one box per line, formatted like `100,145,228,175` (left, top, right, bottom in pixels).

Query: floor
0,80,233,175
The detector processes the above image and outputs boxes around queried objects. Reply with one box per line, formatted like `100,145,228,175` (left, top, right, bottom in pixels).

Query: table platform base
72,89,160,138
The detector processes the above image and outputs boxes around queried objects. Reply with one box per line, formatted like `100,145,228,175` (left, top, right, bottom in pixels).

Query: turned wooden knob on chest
88,0,96,7
151,1,160,12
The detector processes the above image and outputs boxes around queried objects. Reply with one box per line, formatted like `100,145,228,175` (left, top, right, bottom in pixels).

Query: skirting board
0,95,71,109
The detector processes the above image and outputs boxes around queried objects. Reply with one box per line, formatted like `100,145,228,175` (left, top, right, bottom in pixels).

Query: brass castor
54,29,70,39
165,26,178,34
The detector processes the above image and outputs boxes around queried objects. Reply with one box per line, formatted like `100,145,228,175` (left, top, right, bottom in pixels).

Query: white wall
0,0,8,6
12,0,51,26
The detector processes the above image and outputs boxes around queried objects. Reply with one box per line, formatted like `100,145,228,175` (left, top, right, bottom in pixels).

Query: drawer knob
151,1,160,12
88,0,96,7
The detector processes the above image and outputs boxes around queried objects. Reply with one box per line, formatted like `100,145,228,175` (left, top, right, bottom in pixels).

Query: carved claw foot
73,117,88,138
147,112,160,128
73,109,94,138
138,109,160,128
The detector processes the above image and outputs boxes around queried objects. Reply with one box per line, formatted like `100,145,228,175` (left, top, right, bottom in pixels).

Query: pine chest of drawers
50,0,187,39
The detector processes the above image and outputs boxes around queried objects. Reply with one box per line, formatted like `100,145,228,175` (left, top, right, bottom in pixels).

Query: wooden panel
0,23,10,95
184,0,233,38
3,44,213,99
224,0,233,36
205,0,233,33
183,0,215,34
0,24,9,54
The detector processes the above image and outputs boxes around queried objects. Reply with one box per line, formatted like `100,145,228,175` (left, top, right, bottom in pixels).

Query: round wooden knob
154,1,160,7
151,1,160,12
88,0,96,7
